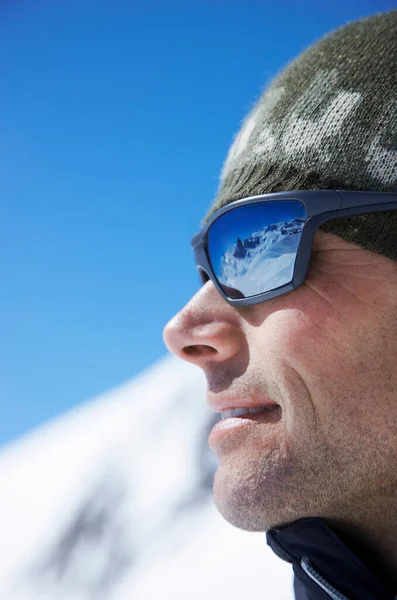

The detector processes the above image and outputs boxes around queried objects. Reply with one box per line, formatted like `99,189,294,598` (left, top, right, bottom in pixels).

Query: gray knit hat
208,10,397,260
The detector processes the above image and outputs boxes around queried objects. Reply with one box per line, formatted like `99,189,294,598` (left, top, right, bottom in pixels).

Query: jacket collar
266,518,396,600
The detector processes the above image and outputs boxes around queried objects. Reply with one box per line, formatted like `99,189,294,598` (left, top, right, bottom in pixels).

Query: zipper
301,557,350,600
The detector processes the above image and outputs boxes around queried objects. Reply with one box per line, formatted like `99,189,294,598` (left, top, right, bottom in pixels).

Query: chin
214,497,273,532
212,461,312,532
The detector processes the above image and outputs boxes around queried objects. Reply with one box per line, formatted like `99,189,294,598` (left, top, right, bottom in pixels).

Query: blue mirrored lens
207,201,306,299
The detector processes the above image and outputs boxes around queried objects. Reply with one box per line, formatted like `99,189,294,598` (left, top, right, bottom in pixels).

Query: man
163,11,397,600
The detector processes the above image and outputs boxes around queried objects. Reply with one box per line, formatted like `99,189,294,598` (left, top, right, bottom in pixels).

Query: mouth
220,406,278,420
209,404,282,451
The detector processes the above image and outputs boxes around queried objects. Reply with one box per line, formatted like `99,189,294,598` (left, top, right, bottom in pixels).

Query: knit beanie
207,10,397,261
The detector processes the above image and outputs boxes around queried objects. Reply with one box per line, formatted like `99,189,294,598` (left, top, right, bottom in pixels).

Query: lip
208,407,281,451
206,394,279,414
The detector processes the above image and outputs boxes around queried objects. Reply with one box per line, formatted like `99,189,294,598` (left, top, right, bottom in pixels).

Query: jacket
266,518,397,600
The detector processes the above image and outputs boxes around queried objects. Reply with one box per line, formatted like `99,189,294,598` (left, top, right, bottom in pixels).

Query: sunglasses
192,190,397,307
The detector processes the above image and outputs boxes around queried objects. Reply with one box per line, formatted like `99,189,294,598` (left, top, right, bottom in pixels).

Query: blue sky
1,0,393,447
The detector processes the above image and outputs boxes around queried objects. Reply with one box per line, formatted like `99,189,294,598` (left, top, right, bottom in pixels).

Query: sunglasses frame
191,190,397,307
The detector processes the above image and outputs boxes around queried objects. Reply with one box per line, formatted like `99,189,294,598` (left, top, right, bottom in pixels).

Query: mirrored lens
207,201,306,299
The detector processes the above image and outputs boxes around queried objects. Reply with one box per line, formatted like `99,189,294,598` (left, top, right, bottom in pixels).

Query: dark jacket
266,518,397,600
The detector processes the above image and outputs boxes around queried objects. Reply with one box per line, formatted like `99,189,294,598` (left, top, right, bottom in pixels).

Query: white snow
0,355,293,599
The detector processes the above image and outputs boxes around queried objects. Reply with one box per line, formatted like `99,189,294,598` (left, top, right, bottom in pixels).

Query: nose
163,281,244,367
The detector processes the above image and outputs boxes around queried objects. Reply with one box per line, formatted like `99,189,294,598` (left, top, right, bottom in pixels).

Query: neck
328,506,397,591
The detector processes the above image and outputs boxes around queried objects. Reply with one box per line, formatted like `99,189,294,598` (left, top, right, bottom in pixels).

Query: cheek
260,305,334,366
257,304,381,427
254,304,358,412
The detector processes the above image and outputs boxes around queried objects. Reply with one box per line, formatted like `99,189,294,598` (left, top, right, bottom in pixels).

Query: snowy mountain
219,218,305,296
0,355,293,599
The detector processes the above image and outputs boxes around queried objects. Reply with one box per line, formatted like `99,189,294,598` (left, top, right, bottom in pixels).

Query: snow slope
0,355,293,599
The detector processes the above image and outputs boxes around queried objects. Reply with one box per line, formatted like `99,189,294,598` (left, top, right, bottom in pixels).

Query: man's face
163,229,397,531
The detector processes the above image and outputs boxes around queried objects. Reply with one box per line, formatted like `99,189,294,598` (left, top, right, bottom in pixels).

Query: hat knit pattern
209,10,397,260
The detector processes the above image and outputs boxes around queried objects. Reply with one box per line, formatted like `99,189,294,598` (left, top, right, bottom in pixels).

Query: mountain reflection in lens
208,201,306,299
